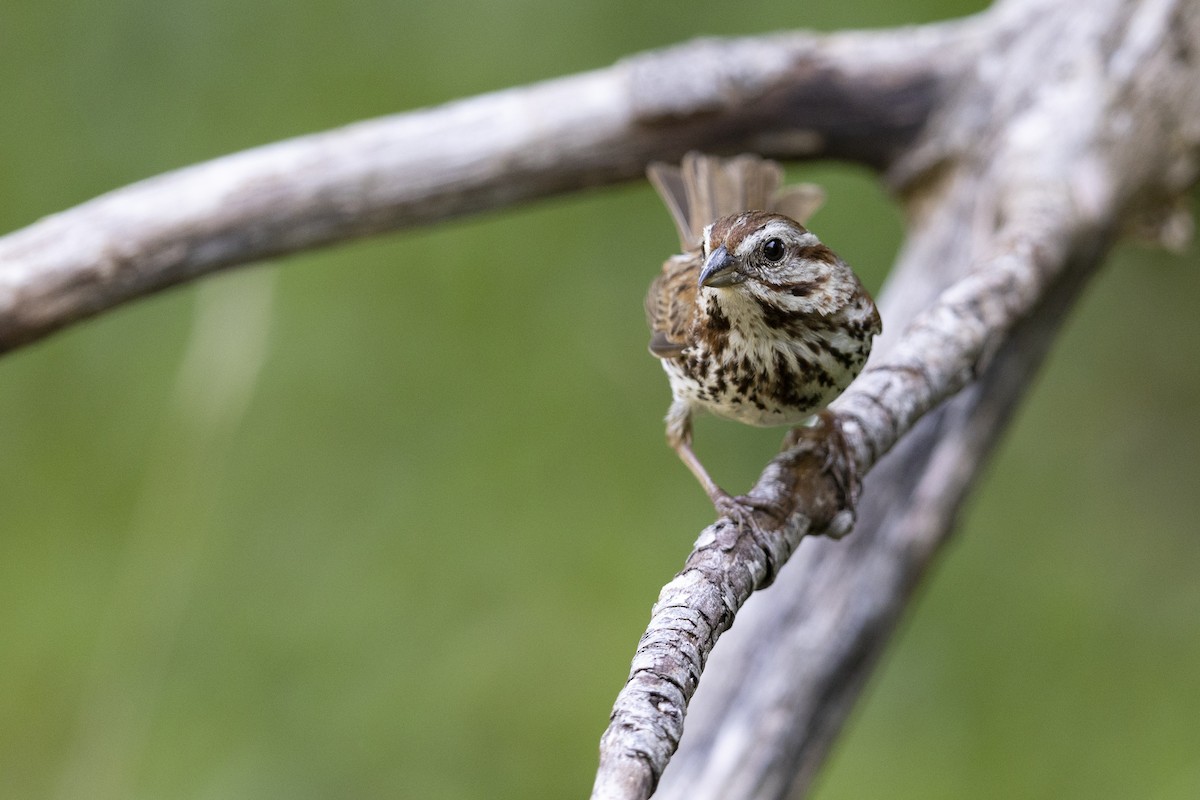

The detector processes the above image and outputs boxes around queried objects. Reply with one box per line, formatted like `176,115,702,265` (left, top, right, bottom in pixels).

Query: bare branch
0,24,958,354
593,204,1078,800
654,238,1107,800
2,0,1196,797
593,0,1200,797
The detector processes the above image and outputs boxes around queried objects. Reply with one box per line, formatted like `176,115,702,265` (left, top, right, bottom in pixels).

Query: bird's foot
705,490,789,587
711,491,780,534
782,411,860,539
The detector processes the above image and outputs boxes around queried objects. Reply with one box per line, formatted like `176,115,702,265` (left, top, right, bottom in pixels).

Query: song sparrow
645,152,881,515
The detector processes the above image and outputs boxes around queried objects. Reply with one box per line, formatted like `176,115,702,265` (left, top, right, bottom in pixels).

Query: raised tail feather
646,152,826,251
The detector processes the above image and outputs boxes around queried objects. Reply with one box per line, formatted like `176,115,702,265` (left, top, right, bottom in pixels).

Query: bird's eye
762,238,786,262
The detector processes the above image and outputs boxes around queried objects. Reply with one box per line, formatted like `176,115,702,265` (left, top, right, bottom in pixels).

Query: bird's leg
673,435,732,509
665,400,729,504
666,401,777,526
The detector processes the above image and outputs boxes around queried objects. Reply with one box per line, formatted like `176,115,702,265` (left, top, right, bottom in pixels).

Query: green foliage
2,1,1197,798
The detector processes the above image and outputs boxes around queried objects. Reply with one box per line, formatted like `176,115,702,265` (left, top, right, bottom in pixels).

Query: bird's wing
644,253,700,359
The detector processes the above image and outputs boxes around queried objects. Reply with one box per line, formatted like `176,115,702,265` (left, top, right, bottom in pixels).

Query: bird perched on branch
645,152,881,517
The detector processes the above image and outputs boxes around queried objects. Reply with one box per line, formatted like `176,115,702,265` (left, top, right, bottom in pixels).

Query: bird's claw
711,492,780,534
782,411,861,538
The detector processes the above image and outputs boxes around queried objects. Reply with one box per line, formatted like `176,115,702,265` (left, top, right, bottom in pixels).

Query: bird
645,152,881,516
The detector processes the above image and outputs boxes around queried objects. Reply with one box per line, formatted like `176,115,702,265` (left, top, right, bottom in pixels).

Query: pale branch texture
593,0,1200,798
2,1,1197,799
0,24,959,354
593,205,1078,800
655,241,1106,800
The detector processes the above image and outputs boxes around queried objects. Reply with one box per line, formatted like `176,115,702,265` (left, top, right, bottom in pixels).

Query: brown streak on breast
753,296,794,330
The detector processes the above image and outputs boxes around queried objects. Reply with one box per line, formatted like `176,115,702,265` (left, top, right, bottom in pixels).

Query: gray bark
594,0,1199,798
0,25,951,353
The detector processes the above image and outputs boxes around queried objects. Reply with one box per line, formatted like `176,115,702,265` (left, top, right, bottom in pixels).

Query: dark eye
761,238,786,262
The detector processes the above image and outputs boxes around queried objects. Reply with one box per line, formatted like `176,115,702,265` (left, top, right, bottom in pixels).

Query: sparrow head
698,211,861,316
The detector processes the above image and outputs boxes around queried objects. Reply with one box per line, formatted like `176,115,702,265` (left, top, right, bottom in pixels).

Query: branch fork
1,0,1196,798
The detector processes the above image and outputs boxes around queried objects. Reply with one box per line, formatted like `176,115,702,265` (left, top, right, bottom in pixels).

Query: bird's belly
706,400,809,428
661,342,849,428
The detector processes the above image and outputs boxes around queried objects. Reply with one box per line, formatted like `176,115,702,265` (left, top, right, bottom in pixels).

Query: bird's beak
698,245,742,287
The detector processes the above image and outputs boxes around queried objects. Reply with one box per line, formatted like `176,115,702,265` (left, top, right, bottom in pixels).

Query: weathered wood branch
0,23,959,353
593,0,1200,798
592,197,1085,800
653,236,1105,800
2,1,1196,799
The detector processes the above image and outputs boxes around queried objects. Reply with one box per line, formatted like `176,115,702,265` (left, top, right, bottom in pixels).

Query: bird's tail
646,152,825,251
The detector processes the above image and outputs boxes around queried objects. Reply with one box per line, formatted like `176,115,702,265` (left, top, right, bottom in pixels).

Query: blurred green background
2,1,1198,798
